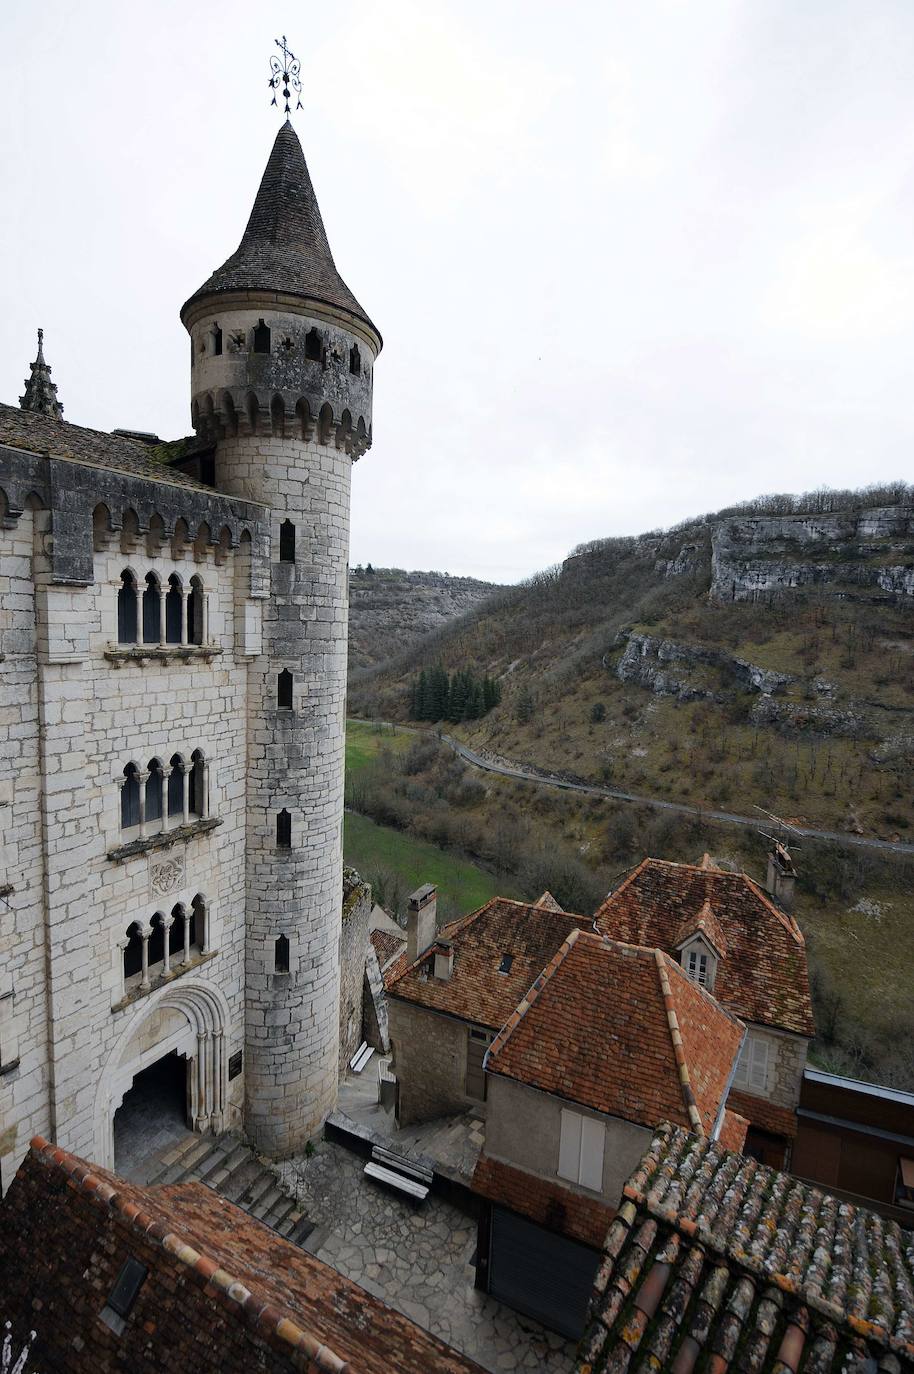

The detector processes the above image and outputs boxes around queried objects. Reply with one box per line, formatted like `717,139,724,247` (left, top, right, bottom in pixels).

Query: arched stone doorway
95,980,229,1171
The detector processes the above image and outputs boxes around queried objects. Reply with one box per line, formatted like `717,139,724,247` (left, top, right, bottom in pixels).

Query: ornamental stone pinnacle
19,327,64,419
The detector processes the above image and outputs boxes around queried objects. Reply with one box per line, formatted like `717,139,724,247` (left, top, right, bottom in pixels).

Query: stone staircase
143,1131,314,1245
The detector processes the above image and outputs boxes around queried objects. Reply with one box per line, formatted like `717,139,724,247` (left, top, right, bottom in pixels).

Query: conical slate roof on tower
19,328,64,419
181,121,378,338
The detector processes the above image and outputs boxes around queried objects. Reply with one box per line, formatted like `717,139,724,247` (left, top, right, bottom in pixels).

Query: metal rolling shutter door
488,1206,600,1340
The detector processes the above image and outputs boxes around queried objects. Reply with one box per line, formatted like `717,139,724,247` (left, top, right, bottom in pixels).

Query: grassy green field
343,811,506,918
345,719,414,776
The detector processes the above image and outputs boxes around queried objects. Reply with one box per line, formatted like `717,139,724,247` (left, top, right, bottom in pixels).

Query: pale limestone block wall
215,432,351,1155
485,1076,651,1210
0,508,51,1190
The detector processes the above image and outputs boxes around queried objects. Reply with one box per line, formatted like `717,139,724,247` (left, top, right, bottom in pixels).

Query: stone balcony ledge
107,816,222,864
112,949,217,1014
104,643,223,667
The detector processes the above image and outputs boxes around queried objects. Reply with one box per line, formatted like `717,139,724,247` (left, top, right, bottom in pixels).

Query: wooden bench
363,1145,433,1201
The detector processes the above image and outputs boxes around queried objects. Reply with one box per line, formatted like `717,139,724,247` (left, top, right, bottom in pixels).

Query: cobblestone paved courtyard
274,1140,577,1373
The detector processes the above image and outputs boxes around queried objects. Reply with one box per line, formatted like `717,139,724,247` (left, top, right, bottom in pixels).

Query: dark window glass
145,762,163,823
121,766,140,829
349,344,361,375
190,751,205,817
165,576,182,643
275,934,290,973
169,905,185,956
188,579,204,644
142,575,160,642
191,895,205,949
117,573,138,644
305,327,322,361
123,925,143,979
167,755,184,817
276,809,291,848
211,325,222,356
107,1257,148,1319
253,319,271,354
278,669,293,709
279,520,295,563
147,916,165,967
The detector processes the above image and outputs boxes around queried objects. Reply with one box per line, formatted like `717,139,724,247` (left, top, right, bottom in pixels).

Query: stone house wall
339,870,370,1072
485,1075,651,1209
389,999,488,1125
741,1023,808,1109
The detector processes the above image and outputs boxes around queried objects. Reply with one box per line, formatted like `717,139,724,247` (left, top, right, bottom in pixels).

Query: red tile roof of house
726,1086,799,1139
594,857,814,1037
578,1123,914,1374
472,1153,615,1250
387,897,592,1031
486,930,746,1138
370,926,405,972
673,897,728,957
0,1138,485,1374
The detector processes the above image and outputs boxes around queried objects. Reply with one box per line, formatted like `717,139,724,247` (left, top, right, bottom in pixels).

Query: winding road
351,719,914,859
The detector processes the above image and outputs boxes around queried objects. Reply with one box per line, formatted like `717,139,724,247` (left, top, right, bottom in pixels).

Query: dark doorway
113,1051,190,1181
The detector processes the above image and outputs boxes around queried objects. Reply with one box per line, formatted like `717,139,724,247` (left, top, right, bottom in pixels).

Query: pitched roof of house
387,897,592,1031
594,857,814,1037
485,931,746,1137
181,122,378,340
371,926,406,972
673,898,728,957
0,402,212,491
579,1123,914,1374
472,1153,615,1249
1,1138,483,1374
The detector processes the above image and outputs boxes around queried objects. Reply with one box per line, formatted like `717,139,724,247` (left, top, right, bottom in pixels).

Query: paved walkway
275,1139,576,1374
337,1062,485,1181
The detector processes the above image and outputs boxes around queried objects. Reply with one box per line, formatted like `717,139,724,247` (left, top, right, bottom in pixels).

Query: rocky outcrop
615,632,793,703
711,507,914,603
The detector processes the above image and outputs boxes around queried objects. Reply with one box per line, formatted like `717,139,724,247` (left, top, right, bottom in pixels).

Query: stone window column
201,763,210,819
158,585,168,647
180,587,190,645
182,908,191,965
181,762,190,826
203,592,210,645
161,914,174,975
139,922,153,990
134,581,143,643
117,936,130,999
161,766,173,832
211,1028,225,1133
137,770,150,839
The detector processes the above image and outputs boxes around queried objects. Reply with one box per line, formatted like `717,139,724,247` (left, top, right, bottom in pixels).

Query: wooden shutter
748,1037,770,1093
579,1117,605,1192
558,1109,583,1182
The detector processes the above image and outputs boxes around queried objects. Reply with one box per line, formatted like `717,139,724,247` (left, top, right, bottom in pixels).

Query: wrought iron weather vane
269,35,302,116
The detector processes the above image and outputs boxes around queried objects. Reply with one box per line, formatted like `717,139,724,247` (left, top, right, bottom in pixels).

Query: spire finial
269,36,302,117
20,327,64,419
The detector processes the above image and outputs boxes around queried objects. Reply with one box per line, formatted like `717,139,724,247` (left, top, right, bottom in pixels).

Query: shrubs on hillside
409,666,501,722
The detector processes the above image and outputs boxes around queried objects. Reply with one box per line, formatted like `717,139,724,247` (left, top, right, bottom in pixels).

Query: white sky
3,1,913,582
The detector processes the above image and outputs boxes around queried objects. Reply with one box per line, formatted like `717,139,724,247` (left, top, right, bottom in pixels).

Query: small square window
497,953,513,975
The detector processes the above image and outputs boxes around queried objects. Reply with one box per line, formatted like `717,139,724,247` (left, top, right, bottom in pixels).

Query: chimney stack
406,883,438,965
766,840,797,914
433,940,454,981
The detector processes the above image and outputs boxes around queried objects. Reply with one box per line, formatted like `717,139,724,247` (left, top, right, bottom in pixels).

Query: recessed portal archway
113,1050,190,1179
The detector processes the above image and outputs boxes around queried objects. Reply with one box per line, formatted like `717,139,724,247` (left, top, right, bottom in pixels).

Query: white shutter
579,1117,606,1192
748,1038,770,1093
558,1109,583,1182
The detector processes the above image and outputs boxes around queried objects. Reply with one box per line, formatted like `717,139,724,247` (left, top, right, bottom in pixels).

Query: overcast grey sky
3,1,913,581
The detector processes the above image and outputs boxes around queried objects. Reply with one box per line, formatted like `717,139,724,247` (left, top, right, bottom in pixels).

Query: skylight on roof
497,953,514,975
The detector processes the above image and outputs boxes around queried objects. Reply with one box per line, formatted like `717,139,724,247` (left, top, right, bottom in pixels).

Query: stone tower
180,120,380,1155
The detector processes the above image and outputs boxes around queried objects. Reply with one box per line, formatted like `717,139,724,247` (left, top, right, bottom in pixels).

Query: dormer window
680,939,717,990
497,954,513,975
675,900,724,992
687,950,709,986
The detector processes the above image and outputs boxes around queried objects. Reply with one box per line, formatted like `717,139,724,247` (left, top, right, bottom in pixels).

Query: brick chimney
433,940,454,981
406,883,438,965
766,840,797,914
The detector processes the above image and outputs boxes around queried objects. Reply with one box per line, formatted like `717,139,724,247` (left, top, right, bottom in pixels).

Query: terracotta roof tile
472,1154,615,1249
486,932,745,1136
387,897,592,1031
370,927,405,972
726,1087,799,1139
595,858,814,1037
579,1123,914,1374
1,1138,484,1374
673,898,728,957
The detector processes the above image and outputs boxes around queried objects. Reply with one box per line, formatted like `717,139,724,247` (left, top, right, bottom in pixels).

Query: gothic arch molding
93,979,230,1168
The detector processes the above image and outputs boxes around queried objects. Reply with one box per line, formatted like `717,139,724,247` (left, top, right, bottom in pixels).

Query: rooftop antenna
753,807,800,913
269,35,302,117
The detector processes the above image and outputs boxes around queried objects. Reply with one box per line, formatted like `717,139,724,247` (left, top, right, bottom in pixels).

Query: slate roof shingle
387,897,593,1031
595,858,815,1037
181,122,379,340
485,931,746,1137
0,402,213,492
579,1123,914,1374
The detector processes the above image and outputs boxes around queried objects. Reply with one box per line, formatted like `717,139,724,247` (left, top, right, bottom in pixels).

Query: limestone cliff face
710,507,914,604
615,632,792,703
348,568,500,673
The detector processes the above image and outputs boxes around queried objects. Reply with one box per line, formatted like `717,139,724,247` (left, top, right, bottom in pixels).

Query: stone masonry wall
215,429,352,1155
0,506,51,1189
389,1000,481,1126
0,508,255,1180
339,870,371,1073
